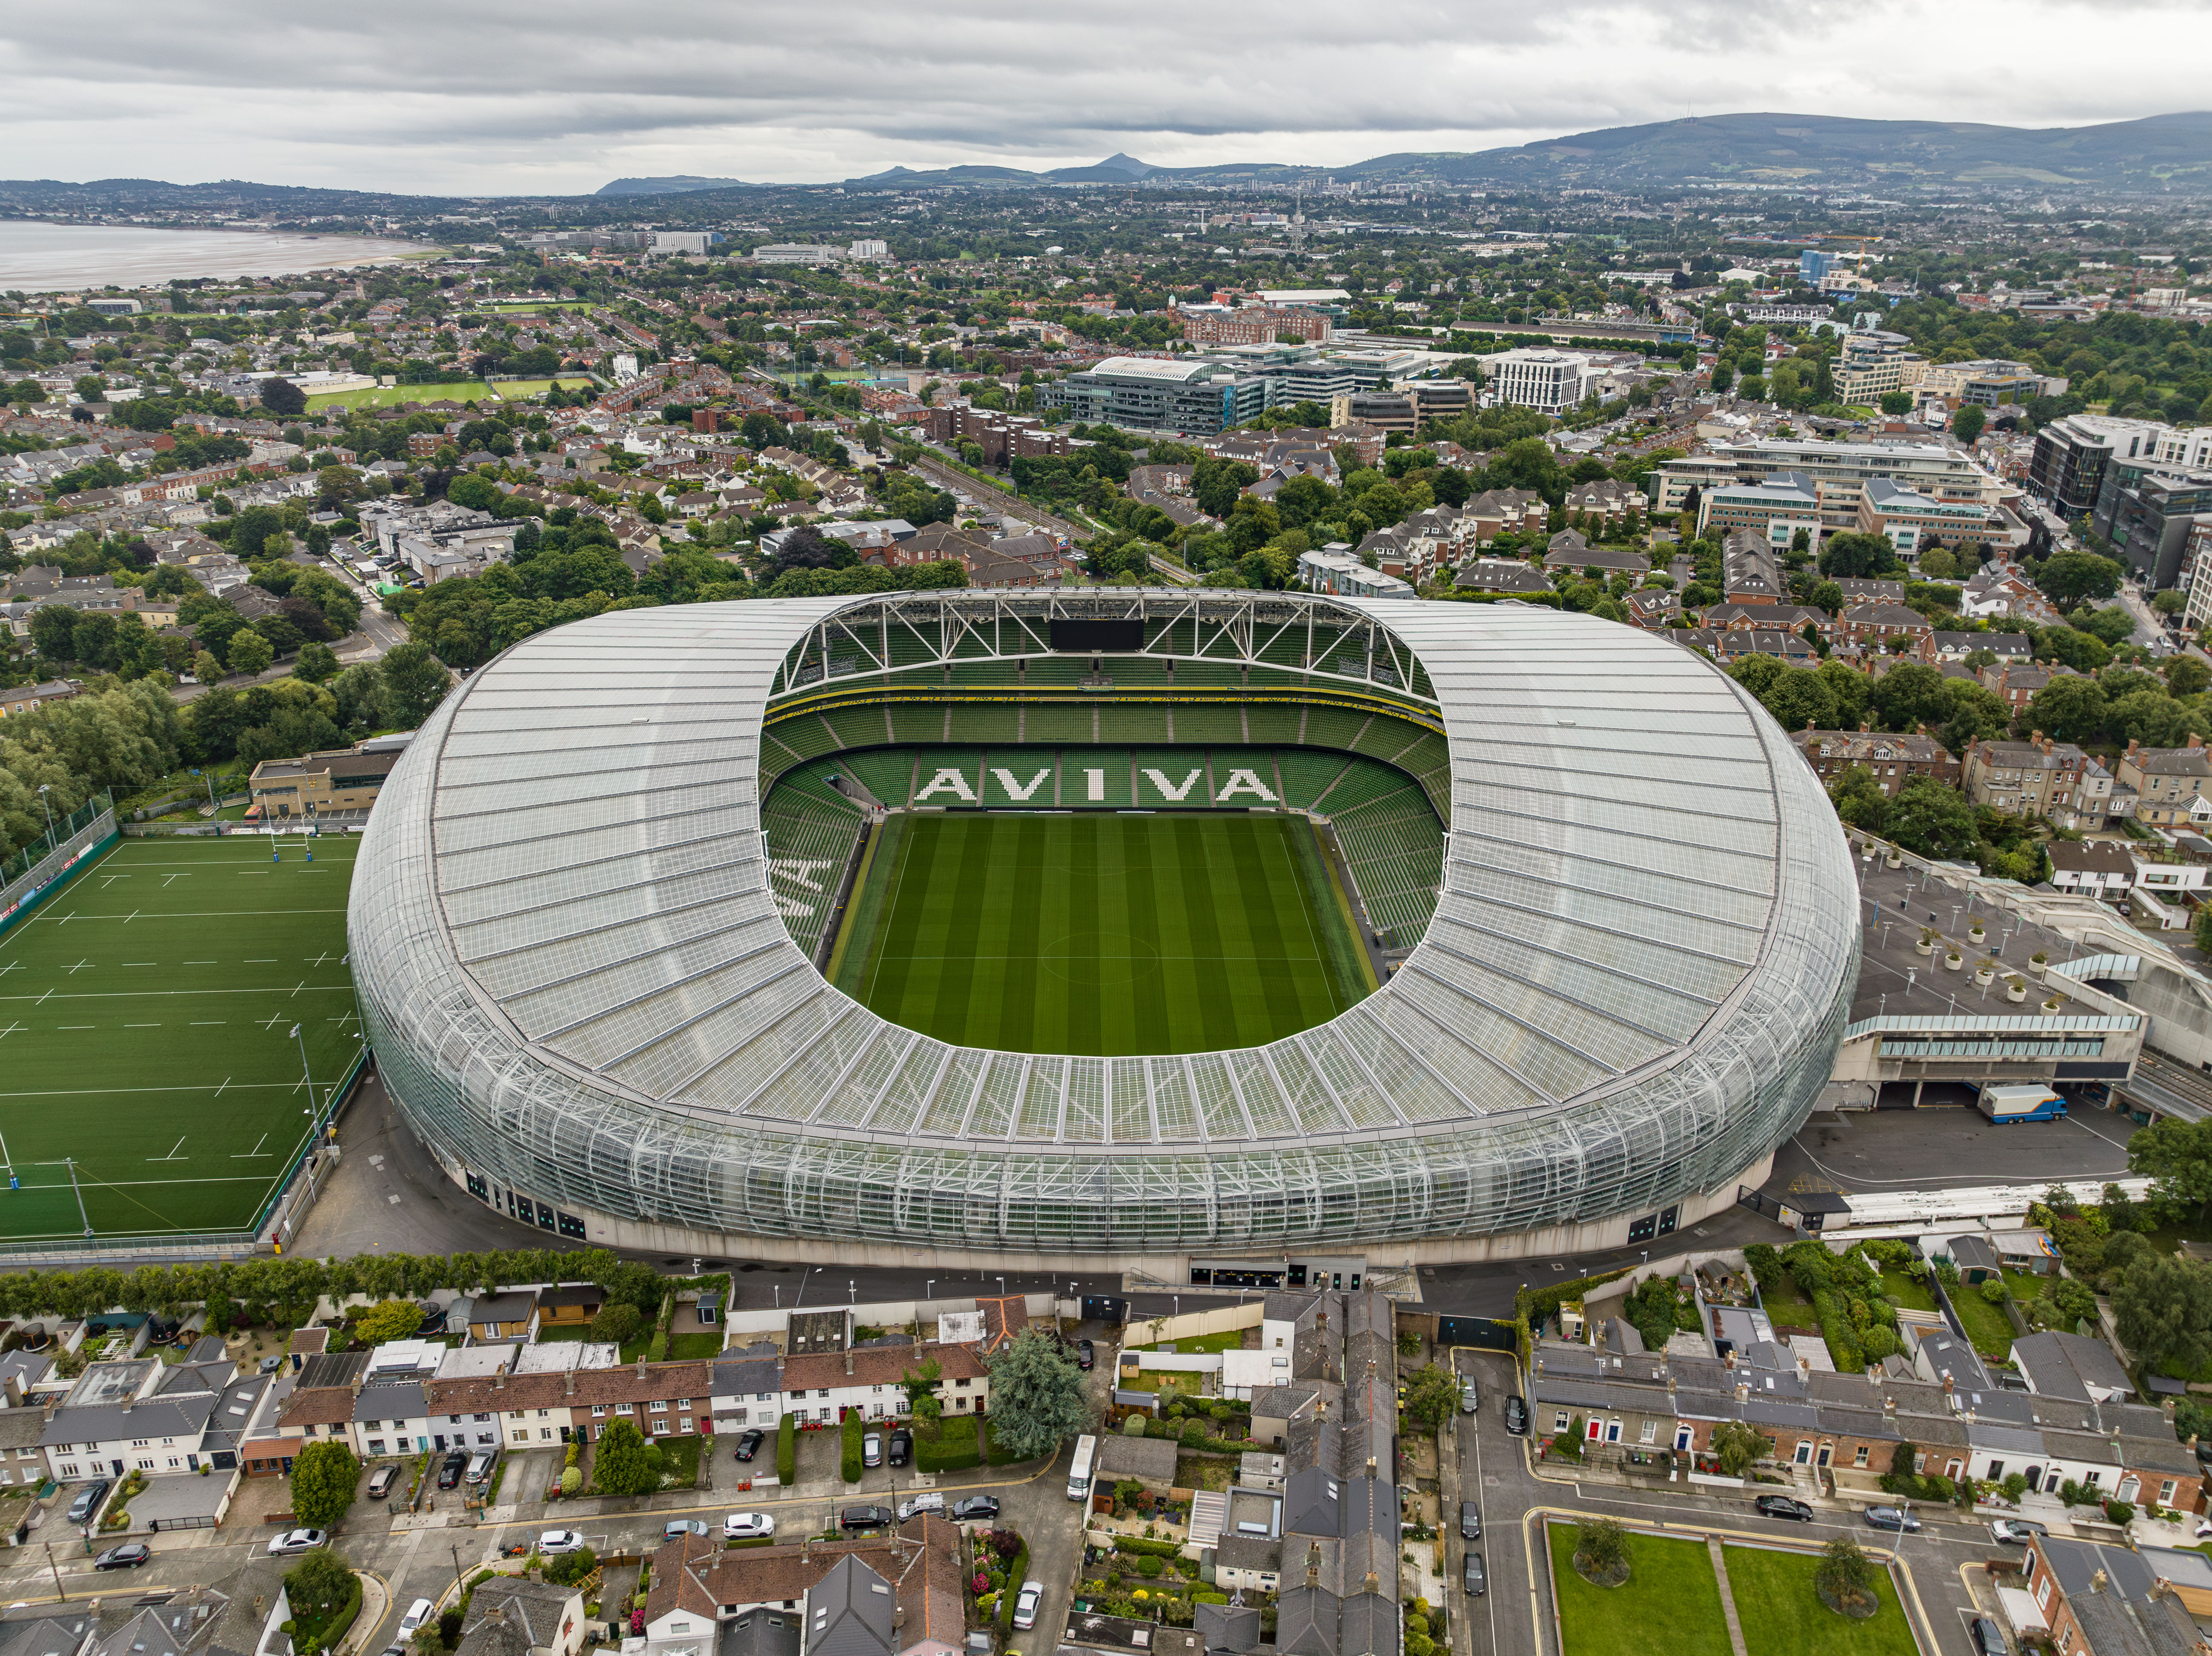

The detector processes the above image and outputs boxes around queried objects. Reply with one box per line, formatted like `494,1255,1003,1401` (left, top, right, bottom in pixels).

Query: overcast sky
4,0,2209,196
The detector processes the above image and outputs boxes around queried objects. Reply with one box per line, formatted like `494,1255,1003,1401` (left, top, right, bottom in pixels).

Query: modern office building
1482,349,1599,415
1655,437,1999,518
349,591,1860,1272
2029,414,2212,524
1035,356,1270,434
1831,331,1926,405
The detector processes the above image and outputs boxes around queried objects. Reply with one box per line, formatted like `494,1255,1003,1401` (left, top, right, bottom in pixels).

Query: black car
952,1495,1001,1522
1459,1502,1481,1541
93,1542,151,1571
65,1480,111,1525
436,1450,468,1490
1502,1395,1528,1437
841,1505,894,1531
1463,1551,1486,1596
1755,1495,1813,1522
887,1429,912,1468
1970,1617,2006,1656
733,1429,765,1463
1077,1340,1094,1371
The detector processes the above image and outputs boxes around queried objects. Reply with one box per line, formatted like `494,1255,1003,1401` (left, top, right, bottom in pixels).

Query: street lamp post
37,785,54,847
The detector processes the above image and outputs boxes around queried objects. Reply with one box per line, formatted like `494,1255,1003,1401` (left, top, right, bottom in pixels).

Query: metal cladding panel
349,592,1860,1250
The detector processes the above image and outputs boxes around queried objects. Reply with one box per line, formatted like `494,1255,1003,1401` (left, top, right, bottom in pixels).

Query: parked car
1459,1381,1479,1415
1863,1506,1921,1533
841,1505,894,1532
366,1465,399,1501
465,1450,498,1484
1458,1502,1481,1541
733,1429,765,1462
65,1480,111,1525
1463,1552,1486,1596
952,1495,1002,1522
1076,1340,1094,1371
664,1520,709,1541
537,1531,586,1556
437,1451,468,1489
725,1512,776,1540
93,1543,151,1572
1502,1396,1528,1437
899,1493,947,1522
398,1599,435,1638
863,1432,883,1468
887,1428,912,1468
1989,1519,2048,1545
1754,1496,1813,1522
1970,1616,2007,1656
1012,1582,1043,1631
268,1528,327,1556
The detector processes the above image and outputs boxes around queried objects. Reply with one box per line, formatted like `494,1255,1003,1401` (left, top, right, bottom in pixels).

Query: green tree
227,628,275,677
1814,1537,1878,1612
588,1301,641,1345
293,642,340,684
1879,392,1914,416
2112,1253,2212,1376
379,642,452,728
591,1417,654,1495
190,650,226,686
2130,1116,2212,1223
1828,765,1891,833
1952,405,1986,443
284,1546,355,1620
289,1439,362,1530
261,376,309,418
353,1298,422,1345
2027,675,2108,745
2166,656,2212,698
1819,532,1900,580
1401,1363,1462,1435
982,1326,1092,1462
1574,1517,1628,1577
2037,551,2124,611
1885,776,1978,860
1708,1422,1771,1476
900,1357,945,1428
446,473,501,513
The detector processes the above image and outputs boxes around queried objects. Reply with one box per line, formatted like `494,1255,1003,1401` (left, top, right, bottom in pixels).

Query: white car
537,1530,586,1556
1013,1581,1043,1631
398,1599,435,1638
267,1528,326,1556
724,1512,776,1541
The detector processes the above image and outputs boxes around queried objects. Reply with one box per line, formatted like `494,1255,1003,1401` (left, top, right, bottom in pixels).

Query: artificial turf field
832,812,1372,1056
0,835,361,1241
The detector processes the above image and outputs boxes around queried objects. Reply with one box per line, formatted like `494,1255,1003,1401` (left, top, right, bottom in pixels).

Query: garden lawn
667,1333,724,1361
1548,1529,1734,1656
655,1434,703,1489
1129,1329,1249,1356
1877,1273,1937,1313
915,1418,983,1474
1723,1545,1918,1656
1947,1286,2019,1361
1758,1280,1822,1330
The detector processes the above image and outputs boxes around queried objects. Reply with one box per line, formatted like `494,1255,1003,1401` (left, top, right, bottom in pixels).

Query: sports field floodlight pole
36,1159,92,1239
36,785,54,847
291,1024,319,1135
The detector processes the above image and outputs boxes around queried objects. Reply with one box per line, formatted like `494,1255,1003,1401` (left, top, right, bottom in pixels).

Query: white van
898,1491,946,1521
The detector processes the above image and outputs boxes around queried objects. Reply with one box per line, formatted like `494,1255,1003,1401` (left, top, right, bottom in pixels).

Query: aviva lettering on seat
911,764,1281,805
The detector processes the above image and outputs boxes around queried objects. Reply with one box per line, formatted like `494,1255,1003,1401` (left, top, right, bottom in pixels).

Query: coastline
0,220,449,291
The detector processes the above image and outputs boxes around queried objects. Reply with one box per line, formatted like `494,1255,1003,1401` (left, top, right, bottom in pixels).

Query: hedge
1811,1288,1863,1373
998,1543,1031,1633
916,1418,981,1474
776,1412,797,1487
841,1411,864,1483
1139,1418,1256,1456
1112,1536,1186,1559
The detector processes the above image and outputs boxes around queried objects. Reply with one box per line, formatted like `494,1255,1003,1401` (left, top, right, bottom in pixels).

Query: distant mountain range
697,111,2212,195
4,112,2208,216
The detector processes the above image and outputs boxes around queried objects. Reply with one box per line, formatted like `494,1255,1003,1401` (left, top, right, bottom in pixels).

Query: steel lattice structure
348,591,1859,1259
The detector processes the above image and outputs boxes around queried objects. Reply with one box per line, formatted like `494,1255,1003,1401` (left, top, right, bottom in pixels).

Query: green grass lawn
1947,1284,2020,1361
1548,1529,1733,1656
303,376,592,410
1723,1545,1918,1656
837,811,1365,1056
655,1434,703,1488
1759,1279,1821,1329
1130,1329,1248,1355
667,1332,724,1360
0,834,360,1238
1877,1272,1938,1312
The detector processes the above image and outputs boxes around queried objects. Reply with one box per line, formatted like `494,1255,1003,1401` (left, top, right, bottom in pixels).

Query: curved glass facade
348,592,1859,1254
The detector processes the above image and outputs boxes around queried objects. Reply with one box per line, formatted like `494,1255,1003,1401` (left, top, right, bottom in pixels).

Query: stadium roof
349,591,1857,1253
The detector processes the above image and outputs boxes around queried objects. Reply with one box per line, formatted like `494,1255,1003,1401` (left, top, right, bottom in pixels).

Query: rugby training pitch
0,835,360,1242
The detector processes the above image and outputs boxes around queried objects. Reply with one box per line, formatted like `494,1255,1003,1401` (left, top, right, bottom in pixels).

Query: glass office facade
349,592,1859,1254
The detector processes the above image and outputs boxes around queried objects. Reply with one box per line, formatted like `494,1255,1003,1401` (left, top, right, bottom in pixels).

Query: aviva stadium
348,592,1860,1274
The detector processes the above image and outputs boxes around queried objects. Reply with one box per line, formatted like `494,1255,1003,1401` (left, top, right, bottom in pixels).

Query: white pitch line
146,1137,187,1162
232,1134,271,1159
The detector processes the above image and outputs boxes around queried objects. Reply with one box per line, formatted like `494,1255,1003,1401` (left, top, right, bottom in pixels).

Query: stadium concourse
346,591,1861,1278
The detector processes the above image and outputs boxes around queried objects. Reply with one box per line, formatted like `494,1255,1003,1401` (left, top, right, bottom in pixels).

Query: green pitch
834,812,1371,1056
0,835,361,1241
